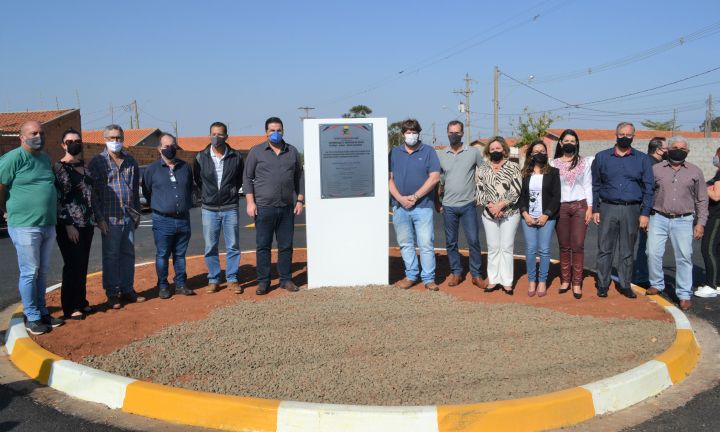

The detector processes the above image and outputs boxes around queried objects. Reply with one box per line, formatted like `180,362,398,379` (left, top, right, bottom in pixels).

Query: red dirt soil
35,249,670,362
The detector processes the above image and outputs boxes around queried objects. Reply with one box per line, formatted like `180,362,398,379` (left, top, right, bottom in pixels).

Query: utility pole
130,115,134,129
493,66,500,136
75,89,81,109
298,106,315,121
132,100,140,128
431,122,437,145
454,73,473,146
706,94,714,138
110,103,114,124
55,96,60,110
174,120,178,138
672,108,677,133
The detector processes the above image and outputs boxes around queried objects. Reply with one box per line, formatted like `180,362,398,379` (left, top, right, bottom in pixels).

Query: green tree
641,119,677,131
511,108,558,147
342,105,373,118
388,121,403,148
700,116,720,132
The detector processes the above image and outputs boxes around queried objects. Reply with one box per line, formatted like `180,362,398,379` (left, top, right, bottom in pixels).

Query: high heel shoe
559,283,571,294
537,283,547,298
572,285,582,299
528,282,537,297
502,286,514,296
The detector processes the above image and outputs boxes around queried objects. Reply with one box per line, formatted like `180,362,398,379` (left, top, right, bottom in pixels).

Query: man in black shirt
142,132,194,299
244,117,304,295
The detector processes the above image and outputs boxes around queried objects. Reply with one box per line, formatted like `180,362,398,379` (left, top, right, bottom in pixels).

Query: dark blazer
518,167,561,220
193,144,244,211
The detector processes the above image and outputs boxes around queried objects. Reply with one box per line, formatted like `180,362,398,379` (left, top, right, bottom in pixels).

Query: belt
603,200,641,206
651,210,693,219
153,210,189,219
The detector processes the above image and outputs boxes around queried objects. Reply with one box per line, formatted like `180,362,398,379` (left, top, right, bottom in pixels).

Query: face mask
404,133,419,146
26,135,45,150
533,153,548,165
713,155,720,168
210,136,226,148
661,151,668,160
489,151,504,162
161,146,177,160
562,143,576,154
106,141,123,153
448,134,463,146
66,141,82,156
269,131,283,145
616,137,633,149
667,149,688,163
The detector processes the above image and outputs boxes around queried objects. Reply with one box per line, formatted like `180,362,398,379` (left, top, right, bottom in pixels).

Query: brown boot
425,282,439,291
281,281,299,292
228,282,243,294
394,278,417,289
645,287,661,295
471,277,489,290
447,274,464,287
679,299,692,311
207,283,219,293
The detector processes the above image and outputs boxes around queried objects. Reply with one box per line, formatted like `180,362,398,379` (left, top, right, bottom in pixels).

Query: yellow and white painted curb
3,267,700,431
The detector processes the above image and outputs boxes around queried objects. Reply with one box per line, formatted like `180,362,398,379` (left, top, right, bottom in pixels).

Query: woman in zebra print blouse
475,137,522,294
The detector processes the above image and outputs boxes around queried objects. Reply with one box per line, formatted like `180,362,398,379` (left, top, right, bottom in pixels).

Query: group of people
389,119,711,312
0,118,303,335
1,116,716,335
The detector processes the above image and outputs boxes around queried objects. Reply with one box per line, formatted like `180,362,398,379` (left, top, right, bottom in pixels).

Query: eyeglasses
63,140,82,145
106,136,123,141
617,133,634,138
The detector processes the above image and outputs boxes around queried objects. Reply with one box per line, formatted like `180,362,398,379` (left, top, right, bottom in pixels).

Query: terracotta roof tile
82,128,159,147
177,135,267,152
0,109,76,133
546,128,720,141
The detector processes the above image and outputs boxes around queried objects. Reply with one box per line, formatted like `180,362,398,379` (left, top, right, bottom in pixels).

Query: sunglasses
64,140,82,145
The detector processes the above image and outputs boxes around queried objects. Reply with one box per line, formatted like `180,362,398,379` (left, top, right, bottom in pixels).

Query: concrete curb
3,260,700,431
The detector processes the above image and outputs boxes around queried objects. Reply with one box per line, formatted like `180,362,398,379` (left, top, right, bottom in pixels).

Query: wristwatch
412,193,419,200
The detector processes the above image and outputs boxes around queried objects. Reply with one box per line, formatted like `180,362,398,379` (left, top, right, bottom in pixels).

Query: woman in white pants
475,137,522,294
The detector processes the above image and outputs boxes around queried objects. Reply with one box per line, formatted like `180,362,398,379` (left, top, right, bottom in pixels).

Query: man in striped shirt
89,124,146,309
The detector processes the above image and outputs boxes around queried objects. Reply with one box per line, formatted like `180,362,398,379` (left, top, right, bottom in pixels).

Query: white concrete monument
303,118,389,288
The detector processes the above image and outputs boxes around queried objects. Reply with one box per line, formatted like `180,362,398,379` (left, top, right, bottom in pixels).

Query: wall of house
81,143,198,167
0,110,82,161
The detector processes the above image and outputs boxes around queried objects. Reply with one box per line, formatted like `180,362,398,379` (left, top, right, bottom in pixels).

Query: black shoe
573,292,582,299
65,311,85,321
619,288,637,299
120,291,146,303
159,288,172,299
176,286,195,296
25,319,51,335
597,288,608,298
41,314,64,328
281,281,299,292
256,284,269,296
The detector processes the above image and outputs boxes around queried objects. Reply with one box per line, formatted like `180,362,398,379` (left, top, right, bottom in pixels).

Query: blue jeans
8,226,54,321
202,208,240,284
647,214,694,300
102,218,136,297
521,219,557,282
255,206,294,285
152,213,191,289
443,203,484,278
393,206,435,283
633,230,650,285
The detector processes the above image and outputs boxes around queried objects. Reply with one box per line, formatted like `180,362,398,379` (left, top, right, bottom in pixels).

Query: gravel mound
83,286,675,405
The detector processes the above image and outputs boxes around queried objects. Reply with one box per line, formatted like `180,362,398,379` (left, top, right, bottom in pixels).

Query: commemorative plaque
319,123,374,199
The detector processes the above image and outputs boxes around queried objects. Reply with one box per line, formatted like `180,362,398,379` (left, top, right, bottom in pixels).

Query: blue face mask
269,131,283,145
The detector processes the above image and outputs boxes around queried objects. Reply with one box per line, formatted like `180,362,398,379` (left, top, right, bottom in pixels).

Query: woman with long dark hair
519,139,561,297
54,128,95,319
550,129,593,299
696,146,720,298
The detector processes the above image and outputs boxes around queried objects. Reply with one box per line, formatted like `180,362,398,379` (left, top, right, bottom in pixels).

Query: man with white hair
645,136,707,311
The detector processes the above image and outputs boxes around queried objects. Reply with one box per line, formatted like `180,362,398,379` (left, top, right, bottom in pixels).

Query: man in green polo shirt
0,121,64,335
436,120,488,289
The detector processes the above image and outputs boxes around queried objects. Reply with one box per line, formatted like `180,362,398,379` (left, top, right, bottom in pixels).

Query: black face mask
448,134,463,146
66,142,82,156
532,153,548,165
616,137,633,149
210,136,226,148
489,151,504,162
161,147,177,160
667,149,688,163
562,143,576,154
661,151,668,160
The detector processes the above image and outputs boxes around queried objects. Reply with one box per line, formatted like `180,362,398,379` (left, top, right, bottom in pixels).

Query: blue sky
2,0,719,149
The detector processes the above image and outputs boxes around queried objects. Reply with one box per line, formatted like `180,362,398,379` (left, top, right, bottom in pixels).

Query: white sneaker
694,285,718,298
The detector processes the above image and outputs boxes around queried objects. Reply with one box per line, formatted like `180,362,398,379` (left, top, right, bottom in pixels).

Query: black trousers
702,216,720,287
56,225,94,316
596,203,640,290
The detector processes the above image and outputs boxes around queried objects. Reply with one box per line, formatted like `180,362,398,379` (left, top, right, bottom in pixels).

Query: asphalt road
0,203,718,430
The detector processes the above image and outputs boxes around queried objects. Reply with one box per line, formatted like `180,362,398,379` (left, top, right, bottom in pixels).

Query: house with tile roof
177,135,267,156
81,127,162,148
0,109,81,161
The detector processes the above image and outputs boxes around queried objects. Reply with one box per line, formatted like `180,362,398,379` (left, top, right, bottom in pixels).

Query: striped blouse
475,160,522,216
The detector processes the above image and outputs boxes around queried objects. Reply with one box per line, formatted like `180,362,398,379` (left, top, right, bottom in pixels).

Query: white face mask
404,133,419,146
106,141,123,153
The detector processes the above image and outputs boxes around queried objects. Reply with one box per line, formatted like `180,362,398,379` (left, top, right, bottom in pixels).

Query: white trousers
481,212,520,287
